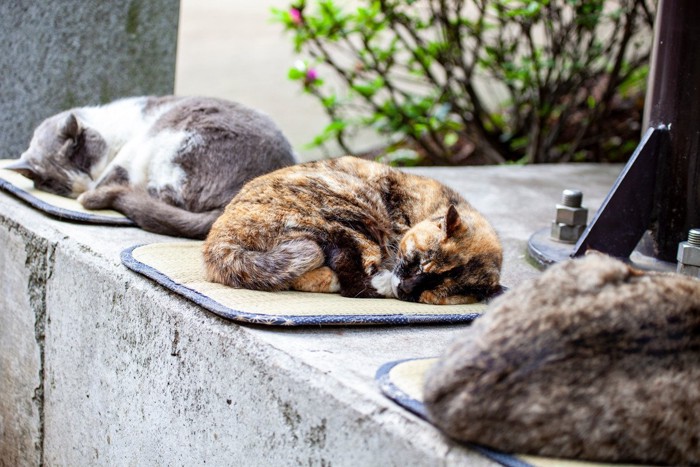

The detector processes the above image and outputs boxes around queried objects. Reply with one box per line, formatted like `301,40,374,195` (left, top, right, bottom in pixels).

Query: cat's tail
79,186,222,239
203,237,325,291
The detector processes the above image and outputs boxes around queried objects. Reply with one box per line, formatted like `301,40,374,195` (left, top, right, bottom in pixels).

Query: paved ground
176,0,347,162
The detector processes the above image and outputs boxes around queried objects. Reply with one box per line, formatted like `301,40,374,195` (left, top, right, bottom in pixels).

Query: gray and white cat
5,96,296,238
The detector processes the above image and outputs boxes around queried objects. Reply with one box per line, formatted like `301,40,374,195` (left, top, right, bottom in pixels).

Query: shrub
273,0,655,165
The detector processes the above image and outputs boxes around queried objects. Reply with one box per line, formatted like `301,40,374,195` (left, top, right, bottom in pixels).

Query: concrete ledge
0,164,620,465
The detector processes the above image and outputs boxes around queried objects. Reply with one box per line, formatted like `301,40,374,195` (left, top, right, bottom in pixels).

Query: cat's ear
60,113,81,141
443,204,465,238
3,158,37,180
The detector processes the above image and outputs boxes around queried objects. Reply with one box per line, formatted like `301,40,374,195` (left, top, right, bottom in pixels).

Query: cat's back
230,156,414,207
210,157,406,244
224,157,389,213
156,96,294,170
149,97,289,143
219,156,472,226
98,95,294,165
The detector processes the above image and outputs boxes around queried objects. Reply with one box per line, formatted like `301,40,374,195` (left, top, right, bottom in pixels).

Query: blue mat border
0,177,135,226
120,244,484,327
375,358,534,467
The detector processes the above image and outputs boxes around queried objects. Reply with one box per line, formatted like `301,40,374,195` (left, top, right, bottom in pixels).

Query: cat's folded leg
355,238,396,297
78,185,128,210
358,238,383,276
81,185,222,238
326,246,384,299
290,267,340,293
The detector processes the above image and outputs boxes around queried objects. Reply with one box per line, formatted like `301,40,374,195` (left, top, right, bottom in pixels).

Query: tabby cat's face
9,112,106,198
391,205,502,305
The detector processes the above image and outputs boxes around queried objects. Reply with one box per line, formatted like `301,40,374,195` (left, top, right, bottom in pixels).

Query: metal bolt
551,189,588,244
551,222,587,243
677,228,700,277
561,189,583,208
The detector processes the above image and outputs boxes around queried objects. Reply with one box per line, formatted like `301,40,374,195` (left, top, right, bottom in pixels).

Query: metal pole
644,0,700,261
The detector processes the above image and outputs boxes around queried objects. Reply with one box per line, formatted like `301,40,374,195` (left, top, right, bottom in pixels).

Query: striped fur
424,253,700,464
204,157,503,304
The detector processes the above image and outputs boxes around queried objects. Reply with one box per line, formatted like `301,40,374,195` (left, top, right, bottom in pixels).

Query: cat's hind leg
291,267,340,293
79,185,223,239
289,245,391,296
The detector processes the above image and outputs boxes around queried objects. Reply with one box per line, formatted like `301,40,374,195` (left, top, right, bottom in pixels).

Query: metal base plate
527,228,576,269
527,228,676,272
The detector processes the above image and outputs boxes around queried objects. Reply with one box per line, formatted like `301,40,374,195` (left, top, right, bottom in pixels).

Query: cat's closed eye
420,260,436,274
21,169,39,182
34,176,71,197
397,256,420,275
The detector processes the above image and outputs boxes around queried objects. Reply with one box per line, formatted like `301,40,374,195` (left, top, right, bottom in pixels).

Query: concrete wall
0,221,52,465
0,1,180,159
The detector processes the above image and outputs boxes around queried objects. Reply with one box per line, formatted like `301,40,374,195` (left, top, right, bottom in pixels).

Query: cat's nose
397,277,417,295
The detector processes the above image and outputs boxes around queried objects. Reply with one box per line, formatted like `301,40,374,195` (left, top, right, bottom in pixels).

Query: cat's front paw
418,290,479,305
370,270,395,298
78,186,126,210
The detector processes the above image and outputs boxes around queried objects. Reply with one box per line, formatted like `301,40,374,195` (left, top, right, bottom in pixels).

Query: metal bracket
527,126,669,269
572,126,668,258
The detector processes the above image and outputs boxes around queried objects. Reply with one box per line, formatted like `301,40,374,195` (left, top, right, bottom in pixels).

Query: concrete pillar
0,0,180,159
0,2,178,464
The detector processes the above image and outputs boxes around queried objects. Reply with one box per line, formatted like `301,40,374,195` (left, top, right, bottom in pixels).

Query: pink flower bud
289,8,303,25
305,68,319,84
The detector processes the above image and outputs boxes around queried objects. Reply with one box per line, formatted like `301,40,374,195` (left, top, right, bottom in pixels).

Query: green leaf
377,148,422,166
288,68,305,80
586,95,596,109
321,94,338,108
443,132,459,147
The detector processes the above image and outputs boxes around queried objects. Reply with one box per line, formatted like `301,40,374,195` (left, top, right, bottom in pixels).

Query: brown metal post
644,0,700,261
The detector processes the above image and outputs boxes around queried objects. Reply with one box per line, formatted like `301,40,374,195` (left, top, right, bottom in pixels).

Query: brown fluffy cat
424,253,700,464
203,156,502,304
6,96,296,238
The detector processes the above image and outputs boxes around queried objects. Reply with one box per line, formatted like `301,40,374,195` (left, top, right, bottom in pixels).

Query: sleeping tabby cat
203,156,502,304
5,96,296,238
